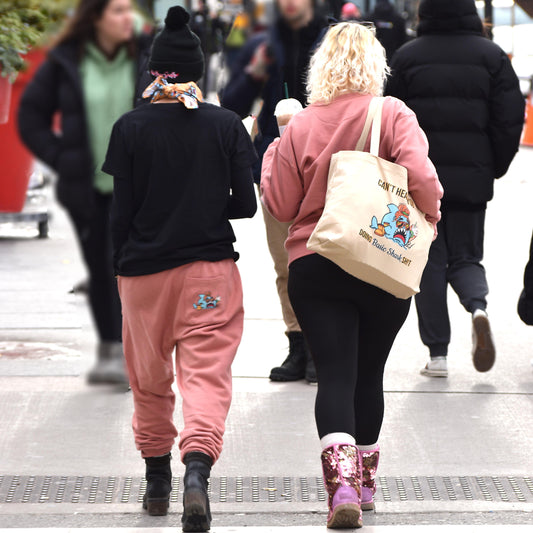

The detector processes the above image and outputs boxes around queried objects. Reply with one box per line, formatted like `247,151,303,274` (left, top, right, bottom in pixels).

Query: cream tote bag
307,97,434,299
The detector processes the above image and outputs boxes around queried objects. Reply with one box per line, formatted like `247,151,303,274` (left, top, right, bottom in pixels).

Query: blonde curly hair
307,22,390,105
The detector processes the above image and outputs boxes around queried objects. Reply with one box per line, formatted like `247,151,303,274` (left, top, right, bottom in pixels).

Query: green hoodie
80,42,135,194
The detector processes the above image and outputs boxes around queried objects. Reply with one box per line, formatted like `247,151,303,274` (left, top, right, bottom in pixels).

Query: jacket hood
417,0,484,36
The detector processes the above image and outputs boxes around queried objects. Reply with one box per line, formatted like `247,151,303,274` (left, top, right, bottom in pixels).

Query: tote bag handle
354,97,384,155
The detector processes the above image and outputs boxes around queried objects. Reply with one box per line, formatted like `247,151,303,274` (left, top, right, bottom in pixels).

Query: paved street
0,147,532,530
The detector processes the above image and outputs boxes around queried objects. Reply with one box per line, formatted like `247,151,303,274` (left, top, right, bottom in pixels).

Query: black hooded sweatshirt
367,0,407,62
386,0,525,208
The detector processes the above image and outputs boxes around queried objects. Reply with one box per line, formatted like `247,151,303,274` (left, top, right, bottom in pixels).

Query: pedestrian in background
366,0,407,62
190,0,210,90
340,2,362,21
261,22,442,528
324,0,344,20
386,0,524,378
189,0,225,94
17,0,152,385
518,231,533,326
223,11,252,74
517,230,533,371
222,0,328,384
103,6,257,530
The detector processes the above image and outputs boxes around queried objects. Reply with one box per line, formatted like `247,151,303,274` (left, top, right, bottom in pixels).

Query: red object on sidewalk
0,50,45,212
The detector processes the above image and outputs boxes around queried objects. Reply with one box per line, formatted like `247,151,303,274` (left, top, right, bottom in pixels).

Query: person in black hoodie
366,0,407,63
17,0,152,385
221,0,327,384
386,0,525,378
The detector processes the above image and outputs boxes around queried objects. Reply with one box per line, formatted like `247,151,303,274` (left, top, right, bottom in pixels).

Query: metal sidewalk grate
1,475,532,504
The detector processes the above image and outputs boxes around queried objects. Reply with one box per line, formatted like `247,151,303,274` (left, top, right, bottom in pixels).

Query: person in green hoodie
18,0,152,385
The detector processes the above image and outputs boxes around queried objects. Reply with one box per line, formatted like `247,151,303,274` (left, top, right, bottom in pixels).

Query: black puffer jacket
386,0,525,207
18,36,151,219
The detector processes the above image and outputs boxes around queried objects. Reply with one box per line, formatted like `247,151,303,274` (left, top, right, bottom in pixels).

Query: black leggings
288,254,411,445
68,191,122,342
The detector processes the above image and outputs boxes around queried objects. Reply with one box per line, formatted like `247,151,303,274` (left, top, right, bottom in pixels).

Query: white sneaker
420,356,448,377
472,309,496,372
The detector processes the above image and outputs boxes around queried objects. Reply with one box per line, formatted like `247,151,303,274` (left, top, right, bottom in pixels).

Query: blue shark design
370,203,417,248
193,293,221,310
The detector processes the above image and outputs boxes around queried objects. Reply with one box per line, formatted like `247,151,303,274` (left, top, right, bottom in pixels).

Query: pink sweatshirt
260,93,443,266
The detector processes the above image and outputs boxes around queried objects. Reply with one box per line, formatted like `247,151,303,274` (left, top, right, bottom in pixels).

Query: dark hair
54,0,136,57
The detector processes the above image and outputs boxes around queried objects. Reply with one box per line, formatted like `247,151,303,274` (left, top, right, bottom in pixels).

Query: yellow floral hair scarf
142,76,203,109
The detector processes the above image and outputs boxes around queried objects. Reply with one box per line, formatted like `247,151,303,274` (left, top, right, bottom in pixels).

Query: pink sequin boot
321,443,363,529
360,445,380,511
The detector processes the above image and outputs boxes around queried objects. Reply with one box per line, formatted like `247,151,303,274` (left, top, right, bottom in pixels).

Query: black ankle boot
182,451,213,532
143,453,172,516
269,331,309,382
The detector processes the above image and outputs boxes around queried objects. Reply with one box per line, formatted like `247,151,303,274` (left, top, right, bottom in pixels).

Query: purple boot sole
327,486,363,529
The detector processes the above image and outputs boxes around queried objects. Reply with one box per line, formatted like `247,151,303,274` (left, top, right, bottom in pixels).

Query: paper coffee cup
274,98,303,135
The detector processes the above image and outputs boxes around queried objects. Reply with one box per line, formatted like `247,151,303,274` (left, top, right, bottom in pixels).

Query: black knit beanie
148,6,204,82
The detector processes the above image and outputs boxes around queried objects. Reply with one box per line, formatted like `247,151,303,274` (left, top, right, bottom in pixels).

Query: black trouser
288,254,411,445
67,191,122,342
415,207,488,357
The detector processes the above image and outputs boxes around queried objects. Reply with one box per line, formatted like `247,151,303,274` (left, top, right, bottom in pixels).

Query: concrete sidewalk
0,148,532,528
0,525,531,533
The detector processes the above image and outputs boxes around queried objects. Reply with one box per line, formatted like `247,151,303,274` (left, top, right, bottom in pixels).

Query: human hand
245,43,274,82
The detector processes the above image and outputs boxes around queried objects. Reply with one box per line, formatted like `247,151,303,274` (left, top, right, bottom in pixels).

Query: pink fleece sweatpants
117,259,244,463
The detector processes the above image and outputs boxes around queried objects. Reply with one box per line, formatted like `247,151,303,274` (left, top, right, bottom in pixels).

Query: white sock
472,309,488,319
320,432,356,450
358,443,379,452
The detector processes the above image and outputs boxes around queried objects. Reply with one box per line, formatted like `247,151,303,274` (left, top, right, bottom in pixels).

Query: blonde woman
261,23,443,529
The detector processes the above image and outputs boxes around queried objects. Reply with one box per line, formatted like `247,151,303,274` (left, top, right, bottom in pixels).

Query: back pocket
182,275,227,328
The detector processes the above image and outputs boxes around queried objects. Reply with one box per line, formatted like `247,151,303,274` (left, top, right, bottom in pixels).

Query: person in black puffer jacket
17,0,152,385
386,0,525,378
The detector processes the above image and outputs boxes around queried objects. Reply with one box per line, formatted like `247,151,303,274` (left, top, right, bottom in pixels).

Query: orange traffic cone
521,94,533,147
